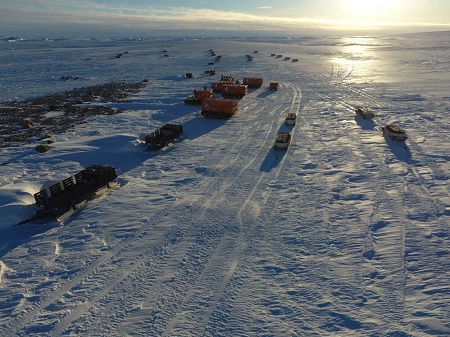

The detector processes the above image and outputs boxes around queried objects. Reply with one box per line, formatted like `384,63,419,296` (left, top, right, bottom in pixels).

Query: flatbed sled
15,166,117,226
382,124,408,141
274,132,291,150
145,124,183,150
355,107,374,119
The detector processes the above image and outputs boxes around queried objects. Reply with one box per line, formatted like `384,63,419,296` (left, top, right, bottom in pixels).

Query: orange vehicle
269,82,279,91
242,77,263,88
183,89,214,105
221,84,248,99
201,98,238,119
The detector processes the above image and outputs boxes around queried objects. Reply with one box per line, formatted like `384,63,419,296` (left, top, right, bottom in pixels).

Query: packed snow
0,32,450,336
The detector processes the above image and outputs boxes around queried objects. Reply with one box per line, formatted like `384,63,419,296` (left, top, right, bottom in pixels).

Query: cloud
1,1,449,37
258,6,273,10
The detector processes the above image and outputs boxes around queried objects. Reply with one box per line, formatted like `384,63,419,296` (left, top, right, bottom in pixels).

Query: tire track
16,84,298,336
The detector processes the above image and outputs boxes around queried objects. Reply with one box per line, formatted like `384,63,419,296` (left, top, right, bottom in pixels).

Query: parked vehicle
269,82,279,91
210,75,235,93
15,165,117,225
243,77,263,88
286,113,297,126
184,89,214,105
145,124,183,150
274,132,291,150
201,98,238,119
382,124,408,141
221,84,248,99
355,107,374,119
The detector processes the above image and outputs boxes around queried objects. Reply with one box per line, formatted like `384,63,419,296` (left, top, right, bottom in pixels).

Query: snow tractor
242,77,263,88
184,89,214,105
145,124,183,150
201,97,238,119
382,124,408,141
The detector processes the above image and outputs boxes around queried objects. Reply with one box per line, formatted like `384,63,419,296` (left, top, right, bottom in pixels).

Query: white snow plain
0,32,450,336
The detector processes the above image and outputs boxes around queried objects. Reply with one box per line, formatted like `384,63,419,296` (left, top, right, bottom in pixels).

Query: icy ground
0,32,450,336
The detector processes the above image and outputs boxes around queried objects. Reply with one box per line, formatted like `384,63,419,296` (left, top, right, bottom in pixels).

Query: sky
1,0,449,37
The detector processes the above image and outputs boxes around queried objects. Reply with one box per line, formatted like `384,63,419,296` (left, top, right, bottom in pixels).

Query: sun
342,0,401,22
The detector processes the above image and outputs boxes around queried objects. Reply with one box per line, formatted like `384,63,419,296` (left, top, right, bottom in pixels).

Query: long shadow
385,137,412,163
257,90,276,98
260,147,287,172
260,122,291,172
355,116,376,130
180,114,227,141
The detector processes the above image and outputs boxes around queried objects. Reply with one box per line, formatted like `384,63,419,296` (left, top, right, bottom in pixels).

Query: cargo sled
274,132,291,150
285,113,297,126
202,98,238,119
145,124,183,150
183,89,214,105
382,124,408,141
355,107,374,119
15,165,117,226
243,77,263,88
221,84,248,99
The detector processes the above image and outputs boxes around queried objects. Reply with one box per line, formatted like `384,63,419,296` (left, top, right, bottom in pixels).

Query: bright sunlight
342,0,403,22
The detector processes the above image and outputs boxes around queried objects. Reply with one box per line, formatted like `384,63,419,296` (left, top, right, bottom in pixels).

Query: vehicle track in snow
5,84,300,336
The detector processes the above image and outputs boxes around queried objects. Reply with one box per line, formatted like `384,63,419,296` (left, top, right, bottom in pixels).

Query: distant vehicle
221,74,234,82
145,124,183,150
269,82,279,91
355,107,374,119
202,97,238,119
184,89,214,105
284,57,291,61
286,113,297,126
292,59,299,62
274,132,291,150
270,53,276,57
276,55,282,58
185,72,193,79
221,84,248,99
382,124,408,141
243,77,263,88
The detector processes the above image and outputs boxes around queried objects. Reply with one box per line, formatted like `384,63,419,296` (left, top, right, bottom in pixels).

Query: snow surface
1,32,450,336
